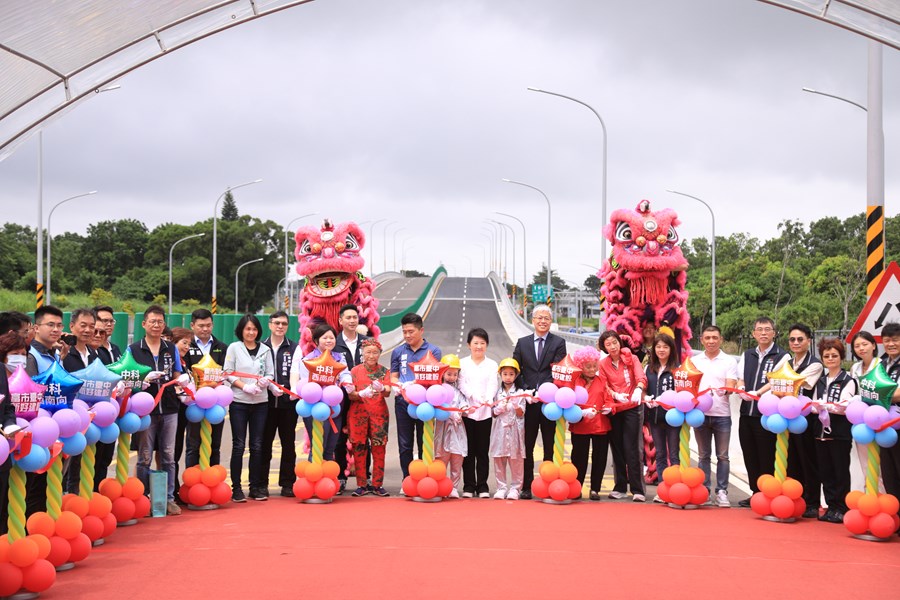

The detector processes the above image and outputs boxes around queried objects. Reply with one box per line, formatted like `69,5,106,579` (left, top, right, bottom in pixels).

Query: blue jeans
302,413,344,462
648,420,680,477
394,396,424,478
137,413,177,502
230,403,269,491
696,415,732,493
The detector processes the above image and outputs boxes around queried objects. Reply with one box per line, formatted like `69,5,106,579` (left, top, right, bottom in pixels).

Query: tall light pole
667,190,716,325
235,258,264,313
492,219,515,289
285,213,317,315
212,179,262,314
400,237,415,272
46,190,97,305
480,226,497,274
383,222,402,272
496,211,527,316
392,229,408,272
169,232,206,314
369,218,387,273
503,179,551,305
527,87,608,270
486,220,505,279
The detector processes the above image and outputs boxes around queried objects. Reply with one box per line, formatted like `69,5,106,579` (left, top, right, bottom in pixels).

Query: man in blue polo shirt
390,313,441,481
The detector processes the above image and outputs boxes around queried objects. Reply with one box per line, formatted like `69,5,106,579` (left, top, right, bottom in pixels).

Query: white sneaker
632,493,646,503
493,490,506,500
479,492,491,499
652,495,664,503
399,488,406,497
506,489,520,500
449,489,460,499
608,491,627,500
716,490,730,508
462,491,474,498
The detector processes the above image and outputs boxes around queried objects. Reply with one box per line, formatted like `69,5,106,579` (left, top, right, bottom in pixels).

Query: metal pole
480,226,497,274
212,179,262,314
492,220,515,297
392,229,407,272
46,190,97,305
667,190,716,325
234,258,264,313
169,232,205,314
502,179,551,307
369,218,387,273
36,131,43,309
496,211,527,317
383,222,400,272
867,41,884,296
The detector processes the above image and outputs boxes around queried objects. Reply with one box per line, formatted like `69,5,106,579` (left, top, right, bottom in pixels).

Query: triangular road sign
846,261,900,345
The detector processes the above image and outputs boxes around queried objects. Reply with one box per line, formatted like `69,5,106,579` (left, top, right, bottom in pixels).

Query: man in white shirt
691,326,738,507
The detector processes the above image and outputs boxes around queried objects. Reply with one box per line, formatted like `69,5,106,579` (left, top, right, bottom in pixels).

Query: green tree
531,264,569,293
807,255,866,333
0,223,36,290
82,220,149,290
221,191,239,221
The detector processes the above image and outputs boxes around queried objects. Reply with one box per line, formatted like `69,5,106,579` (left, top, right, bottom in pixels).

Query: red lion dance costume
599,200,692,358
294,219,381,353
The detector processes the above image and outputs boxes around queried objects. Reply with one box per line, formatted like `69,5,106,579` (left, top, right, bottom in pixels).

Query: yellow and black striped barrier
867,204,884,296
211,296,217,315
35,282,44,309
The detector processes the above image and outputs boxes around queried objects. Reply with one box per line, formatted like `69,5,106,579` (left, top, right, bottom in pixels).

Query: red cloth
569,374,613,435
598,348,647,414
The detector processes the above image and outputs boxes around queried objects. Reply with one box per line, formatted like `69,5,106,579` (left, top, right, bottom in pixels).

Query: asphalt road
373,277,429,316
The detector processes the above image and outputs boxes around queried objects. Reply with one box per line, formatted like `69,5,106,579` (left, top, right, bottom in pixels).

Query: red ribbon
225,371,297,399
12,430,32,459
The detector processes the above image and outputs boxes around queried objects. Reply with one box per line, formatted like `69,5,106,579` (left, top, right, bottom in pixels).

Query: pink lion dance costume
295,219,380,353
600,200,692,357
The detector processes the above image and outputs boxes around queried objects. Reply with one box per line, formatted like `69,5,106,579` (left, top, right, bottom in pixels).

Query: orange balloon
0,562,23,597
428,460,447,481
681,467,704,489
305,462,323,483
539,461,559,482
662,465,682,485
210,465,227,482
770,495,795,519
98,478,123,501
29,534,50,560
668,482,691,506
54,511,82,540
878,493,900,515
26,512,56,538
409,460,428,481
200,467,218,487
322,460,341,480
0,535,9,562
122,477,145,501
559,462,579,484
88,493,112,518
182,466,202,487
758,475,782,499
295,460,310,478
857,493,880,517
781,478,803,501
845,490,863,510
62,494,89,519
9,537,39,568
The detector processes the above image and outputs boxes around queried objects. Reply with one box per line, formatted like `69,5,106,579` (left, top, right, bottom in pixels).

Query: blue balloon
434,408,450,421
331,403,341,418
416,403,435,421
875,427,898,448
15,445,49,472
787,415,808,434
764,414,788,434
32,358,84,414
139,415,152,431
761,415,770,430
61,432,87,456
117,412,142,434
205,405,226,425
685,408,705,428
665,408,685,427
851,423,876,445
542,402,563,421
185,403,205,423
98,423,120,444
407,404,417,419
84,422,101,445
296,401,313,418
563,405,583,424
311,401,331,422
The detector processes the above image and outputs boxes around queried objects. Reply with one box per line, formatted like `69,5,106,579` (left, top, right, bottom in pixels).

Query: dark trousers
334,396,351,481
63,455,79,494
186,420,224,467
571,433,610,491
173,403,188,494
787,418,820,507
262,403,299,488
394,397,423,478
523,402,555,489
25,472,46,517
230,403,269,492
0,469,8,535
94,441,115,490
609,408,645,495
815,439,852,513
881,438,900,518
302,413,344,462
739,414,776,492
462,417,492,494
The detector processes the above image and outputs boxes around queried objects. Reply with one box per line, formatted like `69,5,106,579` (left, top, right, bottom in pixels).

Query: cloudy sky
1,0,898,289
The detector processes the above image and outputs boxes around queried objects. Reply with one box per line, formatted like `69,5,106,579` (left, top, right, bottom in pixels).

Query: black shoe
232,489,247,503
280,487,295,498
818,509,832,522
261,488,270,498
825,510,845,524
337,480,346,496
737,498,751,508
249,489,268,501
802,506,819,519
520,489,532,500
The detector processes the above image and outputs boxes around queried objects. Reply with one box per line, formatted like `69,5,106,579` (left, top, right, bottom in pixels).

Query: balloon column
655,356,712,508
841,363,900,540
399,351,454,501
530,355,587,503
292,350,345,502
748,362,809,522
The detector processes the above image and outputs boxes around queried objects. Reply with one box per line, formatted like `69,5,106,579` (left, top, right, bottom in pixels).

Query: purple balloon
91,402,118,428
864,405,889,430
194,387,218,410
0,436,8,465
441,383,456,404
800,400,813,417
556,387,576,409
890,406,900,431
322,385,344,407
757,392,780,417
695,393,714,413
778,396,802,420
406,383,426,406
53,408,83,438
658,390,678,407
301,382,323,404
846,400,868,425
574,386,588,406
129,392,156,417
537,382,557,404
425,385,446,407
674,392,695,413
29,416,60,448
37,408,51,419
16,417,29,429
214,385,234,407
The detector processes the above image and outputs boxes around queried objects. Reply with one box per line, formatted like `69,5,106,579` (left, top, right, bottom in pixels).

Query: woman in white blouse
458,328,499,498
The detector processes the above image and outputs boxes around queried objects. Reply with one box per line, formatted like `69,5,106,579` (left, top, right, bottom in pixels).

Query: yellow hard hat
441,354,462,370
498,358,520,373
658,325,675,339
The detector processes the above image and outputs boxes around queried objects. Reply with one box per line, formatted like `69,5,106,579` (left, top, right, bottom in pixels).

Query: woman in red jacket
598,330,648,502
570,346,614,500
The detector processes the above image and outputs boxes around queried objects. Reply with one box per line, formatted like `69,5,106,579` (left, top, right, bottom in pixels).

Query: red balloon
689,485,709,506
750,492,772,516
46,536,71,567
68,534,92,563
133,495,151,519
111,497,136,523
101,513,117,538
843,509,869,535
568,480,583,500
417,477,439,500
530,477,549,499
315,477,338,500
401,476,418,498
792,498,807,519
293,478,315,500
770,495,795,519
436,476,454,498
21,559,56,593
0,562,23,596
868,512,897,539
210,482,232,505
548,479,569,502
80,515,104,542
668,483,691,506
88,494,112,518
657,482,671,503
178,484,192,505
188,483,212,506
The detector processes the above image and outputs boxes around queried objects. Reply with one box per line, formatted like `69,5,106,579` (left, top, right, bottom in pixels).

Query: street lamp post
46,190,97,305
169,232,206,314
480,226,497,274
393,230,408,272
527,87,608,269
667,190,716,325
400,237,415,272
212,179,262,314
487,220,505,280
234,258,264,313
496,211,527,317
383,222,401,272
369,218,387,274
492,220,516,301
285,213,317,315
502,179,551,307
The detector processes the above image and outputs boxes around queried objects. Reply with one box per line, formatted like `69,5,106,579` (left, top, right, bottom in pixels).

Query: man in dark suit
93,306,123,364
61,308,99,494
333,304,370,493
512,304,567,499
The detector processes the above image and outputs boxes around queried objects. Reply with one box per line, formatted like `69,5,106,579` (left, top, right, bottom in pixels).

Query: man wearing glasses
92,305,122,364
26,305,68,375
261,310,299,497
736,317,789,506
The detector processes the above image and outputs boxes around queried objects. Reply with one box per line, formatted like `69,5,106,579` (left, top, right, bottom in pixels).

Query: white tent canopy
759,0,900,51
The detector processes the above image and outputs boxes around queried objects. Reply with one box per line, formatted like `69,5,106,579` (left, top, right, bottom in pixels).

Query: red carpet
47,497,897,599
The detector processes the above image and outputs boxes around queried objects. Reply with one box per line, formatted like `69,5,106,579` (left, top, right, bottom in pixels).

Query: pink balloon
0,437,8,465
194,386,218,409
674,394,695,413
214,385,234,407
556,387,576,409
574,386,588,406
6,365,45,419
695,393,714,413
28,416,60,448
757,392,780,417
91,402,118,428
128,391,155,417
52,408,82,438
864,405,889,430
658,390,678,407
845,400,868,425
301,382,323,404
321,385,344,407
778,396,801,420
537,382,557,404
406,383,426,406
425,385,446,406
